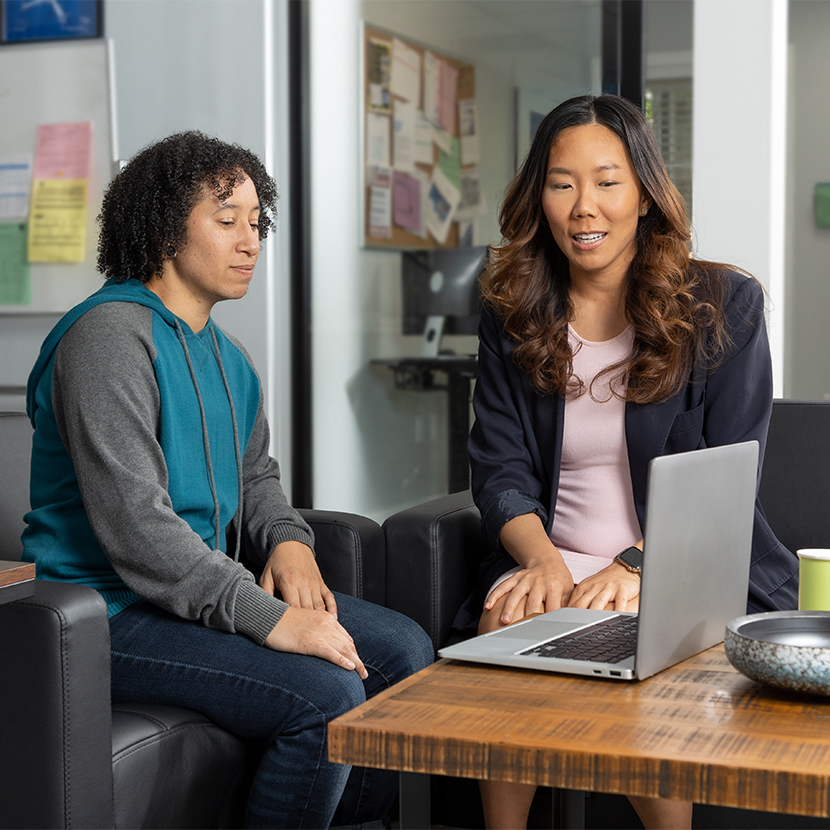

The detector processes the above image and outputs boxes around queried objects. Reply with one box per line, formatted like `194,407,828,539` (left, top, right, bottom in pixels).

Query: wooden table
329,646,830,825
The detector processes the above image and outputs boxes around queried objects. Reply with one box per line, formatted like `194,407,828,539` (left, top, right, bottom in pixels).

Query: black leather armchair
384,400,830,653
0,411,386,830
382,400,830,830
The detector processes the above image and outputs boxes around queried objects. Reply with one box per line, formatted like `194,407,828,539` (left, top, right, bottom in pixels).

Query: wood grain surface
328,648,830,817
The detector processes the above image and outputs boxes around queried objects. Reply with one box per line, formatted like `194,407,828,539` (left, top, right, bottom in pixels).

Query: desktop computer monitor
401,246,488,356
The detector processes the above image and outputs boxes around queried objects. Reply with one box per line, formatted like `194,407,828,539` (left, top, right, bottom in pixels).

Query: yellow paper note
28,178,87,262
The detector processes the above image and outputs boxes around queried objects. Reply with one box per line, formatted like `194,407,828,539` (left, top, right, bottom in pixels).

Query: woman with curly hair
23,131,433,828
460,95,797,829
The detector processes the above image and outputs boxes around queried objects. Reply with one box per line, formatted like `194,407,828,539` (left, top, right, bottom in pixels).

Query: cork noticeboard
362,25,477,250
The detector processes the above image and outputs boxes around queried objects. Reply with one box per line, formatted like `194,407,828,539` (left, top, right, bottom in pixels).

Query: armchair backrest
383,490,483,652
0,411,31,562
759,400,830,554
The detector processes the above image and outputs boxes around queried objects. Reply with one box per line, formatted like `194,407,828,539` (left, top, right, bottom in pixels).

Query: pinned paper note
390,38,421,105
438,138,461,191
458,100,480,165
393,171,421,232
0,155,33,221
393,100,416,173
0,222,31,305
368,166,393,239
33,122,92,180
426,167,460,245
366,113,391,168
423,52,441,128
456,167,488,221
28,179,88,262
439,62,458,135
28,122,92,262
367,39,392,112
413,113,434,166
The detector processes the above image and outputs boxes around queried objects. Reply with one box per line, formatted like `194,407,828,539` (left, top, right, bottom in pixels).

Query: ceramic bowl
724,611,830,695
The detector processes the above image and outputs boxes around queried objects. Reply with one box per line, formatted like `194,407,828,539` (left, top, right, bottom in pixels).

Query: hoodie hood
27,279,181,425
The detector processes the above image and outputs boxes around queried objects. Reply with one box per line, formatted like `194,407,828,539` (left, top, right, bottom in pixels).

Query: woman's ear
639,196,653,217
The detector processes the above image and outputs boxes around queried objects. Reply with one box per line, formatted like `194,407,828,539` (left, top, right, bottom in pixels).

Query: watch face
619,547,643,571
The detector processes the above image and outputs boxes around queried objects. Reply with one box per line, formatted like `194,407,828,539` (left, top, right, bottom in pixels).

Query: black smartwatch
614,546,643,574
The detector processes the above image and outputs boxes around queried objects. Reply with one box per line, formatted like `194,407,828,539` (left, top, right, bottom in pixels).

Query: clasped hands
260,540,367,678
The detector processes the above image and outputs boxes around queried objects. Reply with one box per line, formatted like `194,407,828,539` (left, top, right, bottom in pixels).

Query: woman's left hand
259,541,338,618
568,561,640,612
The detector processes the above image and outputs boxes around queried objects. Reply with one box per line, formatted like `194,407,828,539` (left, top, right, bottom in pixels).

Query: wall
786,0,830,400
692,0,788,396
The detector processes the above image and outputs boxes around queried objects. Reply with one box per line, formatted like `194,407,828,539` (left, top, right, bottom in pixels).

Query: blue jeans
109,593,433,829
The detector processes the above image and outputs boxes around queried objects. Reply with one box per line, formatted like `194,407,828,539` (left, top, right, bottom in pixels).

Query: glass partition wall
304,0,689,521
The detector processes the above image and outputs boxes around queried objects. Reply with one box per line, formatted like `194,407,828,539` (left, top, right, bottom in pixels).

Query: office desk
329,646,830,826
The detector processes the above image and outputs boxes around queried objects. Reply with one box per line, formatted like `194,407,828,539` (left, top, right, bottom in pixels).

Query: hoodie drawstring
174,320,244,562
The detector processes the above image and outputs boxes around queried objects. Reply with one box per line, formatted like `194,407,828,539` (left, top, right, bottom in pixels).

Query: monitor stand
421,315,445,357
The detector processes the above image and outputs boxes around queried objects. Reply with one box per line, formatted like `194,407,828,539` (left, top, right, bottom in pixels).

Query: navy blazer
468,270,798,615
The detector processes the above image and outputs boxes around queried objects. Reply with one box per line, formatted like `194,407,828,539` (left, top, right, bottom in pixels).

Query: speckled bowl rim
725,610,830,695
727,609,830,640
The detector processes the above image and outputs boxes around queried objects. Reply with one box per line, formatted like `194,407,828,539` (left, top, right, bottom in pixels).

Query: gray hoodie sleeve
51,302,291,645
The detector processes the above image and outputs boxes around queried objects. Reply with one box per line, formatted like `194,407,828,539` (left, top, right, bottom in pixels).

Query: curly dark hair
482,94,735,404
97,131,278,283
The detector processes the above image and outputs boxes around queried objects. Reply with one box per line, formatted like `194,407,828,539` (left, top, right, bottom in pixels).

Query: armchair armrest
383,491,483,652
299,509,385,606
0,580,114,830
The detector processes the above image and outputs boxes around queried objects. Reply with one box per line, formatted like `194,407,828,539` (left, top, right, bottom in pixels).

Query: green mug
797,549,830,611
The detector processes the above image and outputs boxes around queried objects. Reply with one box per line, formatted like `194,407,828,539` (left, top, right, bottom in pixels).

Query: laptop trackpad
486,608,617,644
488,620,580,642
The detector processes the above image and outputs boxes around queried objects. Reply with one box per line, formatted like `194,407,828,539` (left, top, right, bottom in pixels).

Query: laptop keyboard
519,615,639,664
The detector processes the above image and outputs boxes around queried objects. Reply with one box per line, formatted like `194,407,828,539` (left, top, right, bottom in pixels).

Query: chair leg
553,789,586,830
399,771,431,829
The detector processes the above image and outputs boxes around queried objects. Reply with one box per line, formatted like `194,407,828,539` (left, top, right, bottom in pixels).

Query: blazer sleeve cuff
480,489,549,551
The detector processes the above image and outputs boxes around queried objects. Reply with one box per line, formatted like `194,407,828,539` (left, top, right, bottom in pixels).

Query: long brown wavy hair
482,94,731,403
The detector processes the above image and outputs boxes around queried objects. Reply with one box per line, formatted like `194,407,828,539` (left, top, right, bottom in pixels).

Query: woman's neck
568,271,628,342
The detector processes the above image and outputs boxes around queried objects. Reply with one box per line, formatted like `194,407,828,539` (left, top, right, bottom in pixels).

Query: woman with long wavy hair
461,94,797,829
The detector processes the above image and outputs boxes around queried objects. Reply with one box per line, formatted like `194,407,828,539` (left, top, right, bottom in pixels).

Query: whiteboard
0,38,115,313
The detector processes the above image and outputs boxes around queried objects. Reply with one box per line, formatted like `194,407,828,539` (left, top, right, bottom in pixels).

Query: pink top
551,324,641,584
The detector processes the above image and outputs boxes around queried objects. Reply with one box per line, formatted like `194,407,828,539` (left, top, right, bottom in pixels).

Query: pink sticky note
33,122,93,180
393,171,421,231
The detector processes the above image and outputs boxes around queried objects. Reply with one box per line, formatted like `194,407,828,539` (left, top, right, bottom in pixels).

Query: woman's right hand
264,605,368,679
484,557,575,626
483,513,575,628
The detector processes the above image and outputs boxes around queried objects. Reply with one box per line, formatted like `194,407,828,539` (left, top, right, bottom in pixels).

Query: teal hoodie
22,279,307,642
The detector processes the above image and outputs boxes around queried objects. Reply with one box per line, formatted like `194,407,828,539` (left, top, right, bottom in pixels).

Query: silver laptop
439,441,759,681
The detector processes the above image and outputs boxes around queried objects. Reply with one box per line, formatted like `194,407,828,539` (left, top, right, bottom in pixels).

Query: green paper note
438,138,461,191
0,222,31,305
815,183,830,228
